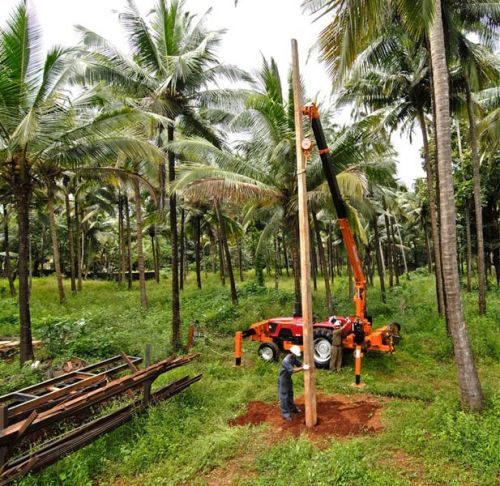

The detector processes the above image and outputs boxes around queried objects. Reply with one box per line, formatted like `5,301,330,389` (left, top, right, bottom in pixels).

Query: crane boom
303,102,366,320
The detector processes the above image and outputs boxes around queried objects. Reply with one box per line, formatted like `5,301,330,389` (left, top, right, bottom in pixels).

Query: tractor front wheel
258,342,280,363
313,328,333,368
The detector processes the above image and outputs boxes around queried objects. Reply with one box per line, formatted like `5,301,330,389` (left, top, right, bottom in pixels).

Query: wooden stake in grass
291,38,317,428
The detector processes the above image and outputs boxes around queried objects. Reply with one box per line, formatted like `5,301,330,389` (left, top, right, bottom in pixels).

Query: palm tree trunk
74,191,83,291
312,211,332,313
310,226,318,291
283,233,290,277
417,108,445,314
347,258,353,300
218,234,226,285
215,201,238,304
64,186,77,294
47,181,66,304
465,77,487,314
238,240,244,282
394,217,409,279
274,237,279,290
372,215,386,303
179,208,185,291
424,221,433,273
429,2,483,410
124,193,133,290
390,215,400,285
195,216,202,289
154,234,160,283
133,180,148,309
118,193,126,283
168,123,181,350
3,206,16,296
14,163,34,364
382,198,394,288
464,201,473,292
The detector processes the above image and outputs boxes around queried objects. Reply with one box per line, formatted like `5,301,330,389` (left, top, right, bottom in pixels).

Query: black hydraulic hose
309,117,348,220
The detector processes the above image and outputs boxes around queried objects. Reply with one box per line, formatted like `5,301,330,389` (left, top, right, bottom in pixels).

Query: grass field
0,271,498,485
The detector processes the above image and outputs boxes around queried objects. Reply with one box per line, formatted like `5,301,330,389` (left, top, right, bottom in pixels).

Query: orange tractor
234,102,401,384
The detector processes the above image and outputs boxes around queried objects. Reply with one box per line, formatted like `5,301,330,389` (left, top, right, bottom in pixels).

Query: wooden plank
120,352,139,373
8,374,105,418
291,38,317,428
0,354,199,446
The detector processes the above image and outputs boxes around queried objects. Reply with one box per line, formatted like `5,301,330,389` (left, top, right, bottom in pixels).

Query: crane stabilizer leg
234,331,243,366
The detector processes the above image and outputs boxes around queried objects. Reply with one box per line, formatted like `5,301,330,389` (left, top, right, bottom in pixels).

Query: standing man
278,345,309,421
329,318,348,372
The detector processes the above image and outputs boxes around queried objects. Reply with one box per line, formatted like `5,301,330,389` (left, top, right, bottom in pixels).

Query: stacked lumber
0,353,201,485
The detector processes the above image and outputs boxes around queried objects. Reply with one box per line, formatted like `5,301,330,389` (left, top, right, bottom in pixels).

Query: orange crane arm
303,102,366,320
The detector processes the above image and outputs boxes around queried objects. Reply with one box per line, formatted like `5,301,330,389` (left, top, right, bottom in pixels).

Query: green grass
0,271,498,485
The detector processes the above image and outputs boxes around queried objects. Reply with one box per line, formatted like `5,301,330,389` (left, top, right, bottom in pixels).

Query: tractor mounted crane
234,102,401,385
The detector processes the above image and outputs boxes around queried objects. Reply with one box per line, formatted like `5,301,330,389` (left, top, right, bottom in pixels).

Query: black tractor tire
313,328,333,368
258,342,280,363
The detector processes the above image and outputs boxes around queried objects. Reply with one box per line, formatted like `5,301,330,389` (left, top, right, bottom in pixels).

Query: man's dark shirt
278,353,302,382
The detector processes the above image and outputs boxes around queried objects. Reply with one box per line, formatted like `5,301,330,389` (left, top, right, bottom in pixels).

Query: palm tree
338,26,445,310
0,2,163,364
304,0,485,410
77,0,249,350
170,58,394,316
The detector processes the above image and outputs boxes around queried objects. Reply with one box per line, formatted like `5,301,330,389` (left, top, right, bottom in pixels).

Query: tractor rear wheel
258,342,279,363
313,328,333,368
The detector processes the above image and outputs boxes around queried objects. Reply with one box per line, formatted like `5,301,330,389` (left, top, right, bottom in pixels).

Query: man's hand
303,364,310,371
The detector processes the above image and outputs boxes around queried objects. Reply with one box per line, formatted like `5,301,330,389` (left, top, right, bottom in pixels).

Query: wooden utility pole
291,39,317,427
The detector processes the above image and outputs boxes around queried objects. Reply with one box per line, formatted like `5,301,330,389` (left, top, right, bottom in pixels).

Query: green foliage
0,272,498,485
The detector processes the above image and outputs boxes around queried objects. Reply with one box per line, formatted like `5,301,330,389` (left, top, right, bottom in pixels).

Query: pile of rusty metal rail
0,353,201,485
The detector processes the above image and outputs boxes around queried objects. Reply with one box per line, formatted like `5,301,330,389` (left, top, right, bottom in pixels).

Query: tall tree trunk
195,216,202,289
274,237,279,290
283,233,290,277
154,233,160,283
373,215,386,303
3,206,16,296
64,184,77,294
47,181,66,304
464,201,473,292
134,180,148,309
118,193,126,283
394,217,409,279
465,78,487,314
14,161,34,364
389,215,400,285
429,3,483,410
179,208,185,291
312,212,332,313
158,124,166,212
347,258,353,300
417,109,445,314
150,230,157,283
310,225,318,291
238,240,244,282
215,201,238,304
124,193,133,290
168,123,181,350
74,191,83,291
424,221,433,273
382,198,394,288
218,234,226,285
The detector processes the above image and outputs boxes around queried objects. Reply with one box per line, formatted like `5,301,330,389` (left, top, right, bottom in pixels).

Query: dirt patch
229,394,384,441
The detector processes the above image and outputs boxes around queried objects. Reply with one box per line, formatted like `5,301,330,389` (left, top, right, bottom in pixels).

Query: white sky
1,0,425,187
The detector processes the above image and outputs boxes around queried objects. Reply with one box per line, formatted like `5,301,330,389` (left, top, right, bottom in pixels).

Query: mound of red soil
229,394,384,440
